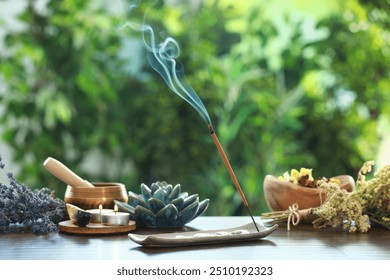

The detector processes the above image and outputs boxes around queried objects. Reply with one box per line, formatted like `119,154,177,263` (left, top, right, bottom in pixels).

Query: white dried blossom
357,163,390,229
313,180,370,233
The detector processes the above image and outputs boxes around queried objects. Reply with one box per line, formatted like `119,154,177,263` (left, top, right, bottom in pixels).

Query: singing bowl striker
263,175,355,211
64,182,128,210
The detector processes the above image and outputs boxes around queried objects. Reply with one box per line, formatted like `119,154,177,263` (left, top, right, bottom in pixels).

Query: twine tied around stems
261,203,303,231
287,203,300,231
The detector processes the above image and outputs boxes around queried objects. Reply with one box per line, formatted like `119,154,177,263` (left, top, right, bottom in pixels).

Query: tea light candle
101,205,130,226
87,204,114,223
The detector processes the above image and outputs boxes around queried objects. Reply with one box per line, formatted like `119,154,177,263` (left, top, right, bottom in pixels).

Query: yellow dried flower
290,169,300,184
278,171,291,181
330,178,340,185
279,167,318,187
299,168,313,180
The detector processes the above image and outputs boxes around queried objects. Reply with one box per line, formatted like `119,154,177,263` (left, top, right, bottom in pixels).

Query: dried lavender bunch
0,155,66,234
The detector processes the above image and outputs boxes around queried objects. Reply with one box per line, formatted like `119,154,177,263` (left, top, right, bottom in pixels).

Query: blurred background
0,0,389,215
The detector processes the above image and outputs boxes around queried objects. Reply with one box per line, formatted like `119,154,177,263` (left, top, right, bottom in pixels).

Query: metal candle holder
102,212,130,226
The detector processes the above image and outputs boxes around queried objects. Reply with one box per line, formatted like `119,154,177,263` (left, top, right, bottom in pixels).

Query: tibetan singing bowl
64,182,128,210
263,175,355,211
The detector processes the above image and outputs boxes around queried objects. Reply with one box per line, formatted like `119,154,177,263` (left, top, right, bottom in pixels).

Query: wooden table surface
0,216,389,260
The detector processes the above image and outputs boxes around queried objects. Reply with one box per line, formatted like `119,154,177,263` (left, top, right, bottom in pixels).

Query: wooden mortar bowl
64,182,128,210
263,175,355,211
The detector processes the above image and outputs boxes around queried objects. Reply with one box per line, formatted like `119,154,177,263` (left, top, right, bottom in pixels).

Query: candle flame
114,204,118,213
99,204,103,210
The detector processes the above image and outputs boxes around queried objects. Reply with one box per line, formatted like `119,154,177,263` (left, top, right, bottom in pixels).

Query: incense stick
208,124,259,232
120,14,260,231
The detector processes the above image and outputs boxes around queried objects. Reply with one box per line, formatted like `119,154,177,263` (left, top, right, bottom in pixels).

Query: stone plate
128,222,277,247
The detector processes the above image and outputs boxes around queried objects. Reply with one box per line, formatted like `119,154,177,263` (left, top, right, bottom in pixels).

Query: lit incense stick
121,9,260,232
208,124,259,232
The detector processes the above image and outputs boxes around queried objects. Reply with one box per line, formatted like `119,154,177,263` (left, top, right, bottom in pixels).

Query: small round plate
58,220,136,235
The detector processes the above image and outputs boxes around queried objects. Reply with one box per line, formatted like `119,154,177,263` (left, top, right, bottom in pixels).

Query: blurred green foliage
0,0,389,215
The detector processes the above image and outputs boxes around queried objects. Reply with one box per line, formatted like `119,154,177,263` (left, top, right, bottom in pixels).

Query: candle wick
99,204,103,224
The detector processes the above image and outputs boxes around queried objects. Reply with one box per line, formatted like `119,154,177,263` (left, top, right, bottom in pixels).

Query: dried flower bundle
0,155,66,234
312,180,370,233
356,161,390,229
262,161,390,233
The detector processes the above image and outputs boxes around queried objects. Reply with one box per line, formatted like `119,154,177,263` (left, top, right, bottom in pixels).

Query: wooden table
0,216,389,260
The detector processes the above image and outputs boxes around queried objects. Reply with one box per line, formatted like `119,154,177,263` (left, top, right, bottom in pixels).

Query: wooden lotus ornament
263,174,355,212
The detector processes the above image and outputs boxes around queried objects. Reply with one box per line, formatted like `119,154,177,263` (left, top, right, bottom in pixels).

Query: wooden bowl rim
264,175,322,194
264,174,353,192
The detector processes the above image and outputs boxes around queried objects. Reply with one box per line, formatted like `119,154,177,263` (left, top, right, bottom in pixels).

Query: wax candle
87,204,114,223
101,205,130,226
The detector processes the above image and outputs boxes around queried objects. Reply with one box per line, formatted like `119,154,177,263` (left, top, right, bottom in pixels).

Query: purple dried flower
0,154,67,234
